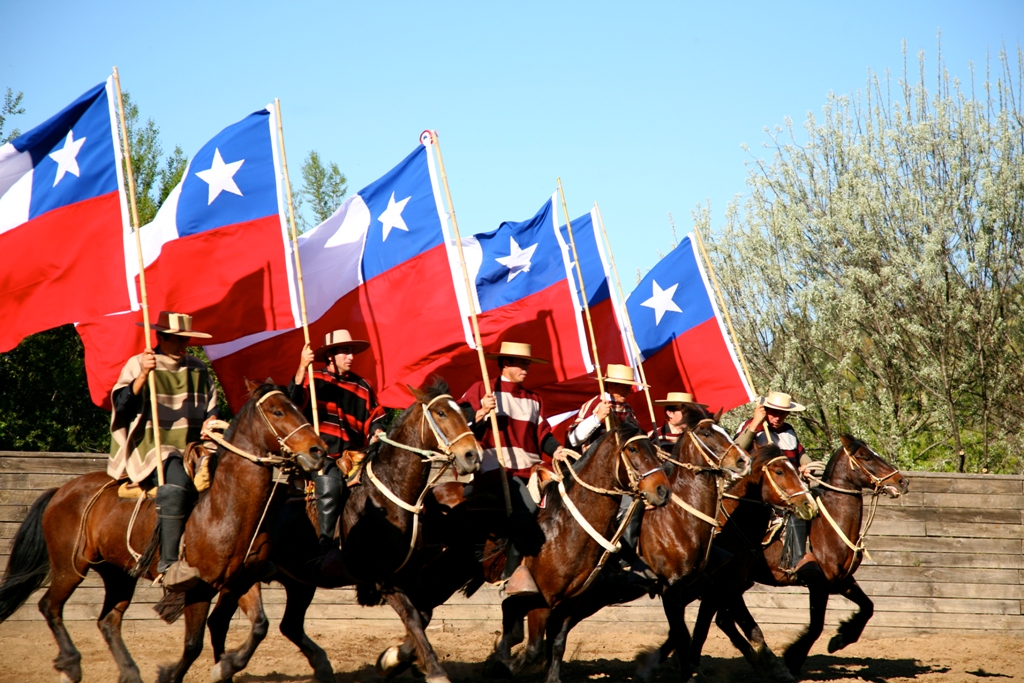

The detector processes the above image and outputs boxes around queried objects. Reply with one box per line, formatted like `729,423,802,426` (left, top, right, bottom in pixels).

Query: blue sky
3,1,1021,284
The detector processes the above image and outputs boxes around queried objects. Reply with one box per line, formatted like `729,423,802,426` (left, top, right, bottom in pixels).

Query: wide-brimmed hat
601,364,648,387
758,391,806,412
136,311,211,339
314,329,370,362
485,341,550,364
655,391,708,408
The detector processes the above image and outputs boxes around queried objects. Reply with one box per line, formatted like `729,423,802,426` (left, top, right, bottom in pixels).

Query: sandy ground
0,619,1020,683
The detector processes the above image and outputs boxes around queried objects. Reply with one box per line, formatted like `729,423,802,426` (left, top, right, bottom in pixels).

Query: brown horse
638,442,818,681
484,422,671,683
686,434,908,680
204,380,482,683
502,405,753,678
0,381,326,683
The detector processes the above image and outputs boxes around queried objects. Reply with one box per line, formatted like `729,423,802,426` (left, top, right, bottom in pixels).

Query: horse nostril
310,446,324,459
656,485,669,502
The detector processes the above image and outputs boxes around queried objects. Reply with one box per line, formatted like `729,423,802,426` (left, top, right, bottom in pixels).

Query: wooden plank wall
2,452,1022,636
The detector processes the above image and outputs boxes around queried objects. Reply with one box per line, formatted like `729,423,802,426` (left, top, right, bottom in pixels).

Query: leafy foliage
295,150,347,232
707,45,1024,473
119,92,188,225
0,88,26,144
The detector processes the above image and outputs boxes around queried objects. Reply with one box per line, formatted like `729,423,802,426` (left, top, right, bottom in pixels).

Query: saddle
116,441,214,499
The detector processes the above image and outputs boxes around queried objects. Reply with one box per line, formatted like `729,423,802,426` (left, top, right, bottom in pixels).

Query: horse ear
244,377,259,392
839,433,854,450
265,377,274,386
407,383,427,403
713,407,724,422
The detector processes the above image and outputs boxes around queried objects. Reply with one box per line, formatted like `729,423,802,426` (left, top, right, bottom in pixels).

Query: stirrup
162,558,201,593
504,565,540,596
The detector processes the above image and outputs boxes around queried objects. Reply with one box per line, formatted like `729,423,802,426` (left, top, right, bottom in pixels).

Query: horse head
408,381,481,476
671,405,751,480
751,444,818,520
611,424,670,508
242,379,327,474
834,434,908,498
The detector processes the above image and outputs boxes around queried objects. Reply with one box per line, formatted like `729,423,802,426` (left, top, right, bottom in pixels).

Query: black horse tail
0,488,57,622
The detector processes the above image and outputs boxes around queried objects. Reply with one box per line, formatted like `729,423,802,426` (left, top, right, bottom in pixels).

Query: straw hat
655,391,707,407
136,311,211,339
602,363,648,387
484,341,550,364
758,391,806,412
313,329,370,361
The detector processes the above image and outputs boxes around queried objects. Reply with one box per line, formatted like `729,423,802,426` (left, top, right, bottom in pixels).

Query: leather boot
502,542,539,596
617,501,658,591
156,484,200,592
315,474,345,552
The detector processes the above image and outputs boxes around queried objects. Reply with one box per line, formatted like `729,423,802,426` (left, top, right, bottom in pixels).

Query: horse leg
383,590,449,683
94,566,143,683
728,595,793,682
278,578,334,683
509,607,548,674
489,595,539,677
210,584,270,683
157,595,212,683
542,607,573,683
828,577,874,653
377,635,418,679
38,567,86,683
783,565,829,677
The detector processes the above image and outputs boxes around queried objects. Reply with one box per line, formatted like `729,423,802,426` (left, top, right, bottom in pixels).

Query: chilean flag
0,79,132,352
423,194,593,412
78,105,298,408
532,207,633,417
206,133,467,410
625,233,753,417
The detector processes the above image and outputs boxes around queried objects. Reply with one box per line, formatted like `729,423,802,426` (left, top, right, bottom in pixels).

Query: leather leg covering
315,474,346,551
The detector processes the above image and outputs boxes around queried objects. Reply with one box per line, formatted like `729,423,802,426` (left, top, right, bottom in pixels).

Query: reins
361,393,478,573
202,390,318,469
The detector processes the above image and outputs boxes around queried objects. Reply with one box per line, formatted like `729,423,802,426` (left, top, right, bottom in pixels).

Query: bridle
202,390,319,469
364,393,479,572
761,455,814,507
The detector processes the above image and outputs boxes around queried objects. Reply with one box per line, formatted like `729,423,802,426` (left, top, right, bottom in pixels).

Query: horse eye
273,409,284,417
437,410,446,418
775,469,783,475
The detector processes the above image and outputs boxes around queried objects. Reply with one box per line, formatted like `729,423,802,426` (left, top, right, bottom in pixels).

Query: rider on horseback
108,311,217,592
734,391,822,568
649,391,707,450
289,329,387,562
567,364,657,584
458,341,566,597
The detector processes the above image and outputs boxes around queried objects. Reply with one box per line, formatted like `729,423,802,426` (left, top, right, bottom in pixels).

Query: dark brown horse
680,434,907,681
502,405,753,678
638,442,818,681
205,380,482,683
0,381,326,683
485,422,672,683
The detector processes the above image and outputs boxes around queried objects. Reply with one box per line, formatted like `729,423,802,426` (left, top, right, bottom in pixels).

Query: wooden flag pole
593,202,657,425
113,67,164,487
274,99,319,435
557,179,610,432
691,222,757,396
428,131,512,517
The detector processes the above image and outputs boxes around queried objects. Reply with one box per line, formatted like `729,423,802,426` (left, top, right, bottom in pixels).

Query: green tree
119,92,188,224
706,44,1024,474
296,150,347,232
1,87,26,144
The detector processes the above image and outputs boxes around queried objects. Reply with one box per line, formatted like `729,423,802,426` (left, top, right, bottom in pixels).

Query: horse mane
822,434,862,480
391,377,451,431
668,404,716,460
560,421,645,494
751,443,782,468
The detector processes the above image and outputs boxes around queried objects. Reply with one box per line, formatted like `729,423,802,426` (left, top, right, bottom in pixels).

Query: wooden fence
1,451,1022,637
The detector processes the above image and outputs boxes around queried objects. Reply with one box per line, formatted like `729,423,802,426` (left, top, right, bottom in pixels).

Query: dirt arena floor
0,620,1021,682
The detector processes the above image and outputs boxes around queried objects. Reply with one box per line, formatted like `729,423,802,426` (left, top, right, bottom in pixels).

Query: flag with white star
624,234,753,414
0,78,132,353
77,104,299,408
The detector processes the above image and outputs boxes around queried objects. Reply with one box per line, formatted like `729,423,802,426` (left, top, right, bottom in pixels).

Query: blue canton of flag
17,82,119,219
626,235,714,359
359,144,444,282
473,195,568,312
174,109,280,237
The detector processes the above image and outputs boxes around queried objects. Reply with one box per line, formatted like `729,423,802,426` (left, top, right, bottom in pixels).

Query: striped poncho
108,351,217,483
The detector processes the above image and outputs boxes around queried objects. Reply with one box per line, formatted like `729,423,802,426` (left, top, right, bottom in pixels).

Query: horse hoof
211,659,234,682
376,646,402,676
60,674,78,683
827,634,845,653
484,658,514,679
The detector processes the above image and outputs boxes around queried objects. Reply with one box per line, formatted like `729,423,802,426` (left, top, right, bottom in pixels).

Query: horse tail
0,488,57,622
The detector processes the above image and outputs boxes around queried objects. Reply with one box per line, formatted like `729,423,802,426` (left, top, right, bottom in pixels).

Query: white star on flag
640,279,682,325
48,130,87,186
378,192,411,240
195,149,245,204
495,236,538,282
